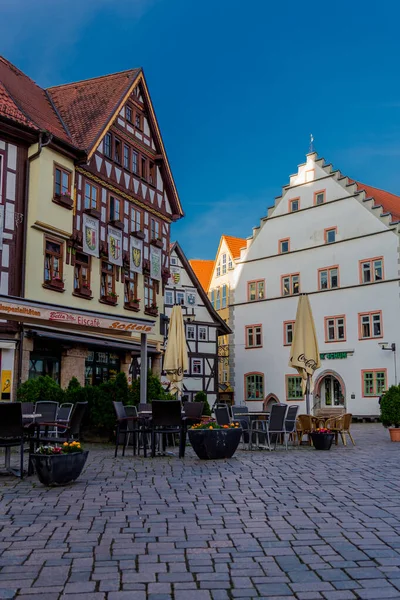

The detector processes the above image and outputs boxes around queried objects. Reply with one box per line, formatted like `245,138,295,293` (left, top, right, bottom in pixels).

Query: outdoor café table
22,414,43,475
235,412,270,450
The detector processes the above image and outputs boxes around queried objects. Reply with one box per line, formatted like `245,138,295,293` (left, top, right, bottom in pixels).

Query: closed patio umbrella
164,305,189,397
288,294,320,414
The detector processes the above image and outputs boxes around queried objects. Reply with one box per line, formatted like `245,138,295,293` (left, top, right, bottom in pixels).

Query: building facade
163,243,230,407
206,235,246,402
0,56,183,396
233,152,400,417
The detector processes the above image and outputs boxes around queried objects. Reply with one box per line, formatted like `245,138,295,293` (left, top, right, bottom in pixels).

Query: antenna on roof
309,133,314,153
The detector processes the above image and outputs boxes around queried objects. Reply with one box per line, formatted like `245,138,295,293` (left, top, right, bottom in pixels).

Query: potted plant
30,441,89,486
145,302,158,316
194,390,211,417
128,297,140,308
50,276,64,290
380,386,400,441
188,420,242,460
310,428,335,450
102,291,118,304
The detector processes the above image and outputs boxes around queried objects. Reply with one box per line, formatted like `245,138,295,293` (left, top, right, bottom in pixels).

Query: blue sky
2,0,400,259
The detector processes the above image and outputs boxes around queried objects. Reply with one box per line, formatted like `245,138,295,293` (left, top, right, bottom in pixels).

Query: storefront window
85,351,120,386
29,353,60,384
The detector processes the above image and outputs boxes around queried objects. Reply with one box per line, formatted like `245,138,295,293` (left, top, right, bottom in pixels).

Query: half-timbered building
0,56,183,395
163,242,230,408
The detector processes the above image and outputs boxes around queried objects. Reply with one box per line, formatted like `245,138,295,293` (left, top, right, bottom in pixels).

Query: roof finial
309,133,314,153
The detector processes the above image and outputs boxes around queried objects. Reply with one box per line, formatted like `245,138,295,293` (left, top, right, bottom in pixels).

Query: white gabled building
232,152,400,417
163,242,231,408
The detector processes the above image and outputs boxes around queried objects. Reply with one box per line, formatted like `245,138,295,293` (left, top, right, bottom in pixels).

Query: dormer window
126,106,133,123
289,198,299,212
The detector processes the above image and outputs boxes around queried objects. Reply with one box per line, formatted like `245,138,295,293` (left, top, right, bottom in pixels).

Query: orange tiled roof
223,235,246,260
0,81,38,130
47,68,141,152
0,56,71,143
354,180,400,221
189,259,214,292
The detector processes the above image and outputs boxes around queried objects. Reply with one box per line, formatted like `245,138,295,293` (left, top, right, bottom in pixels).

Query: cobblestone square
1,424,399,599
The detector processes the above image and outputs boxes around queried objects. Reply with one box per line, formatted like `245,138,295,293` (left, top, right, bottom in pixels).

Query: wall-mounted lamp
379,342,397,385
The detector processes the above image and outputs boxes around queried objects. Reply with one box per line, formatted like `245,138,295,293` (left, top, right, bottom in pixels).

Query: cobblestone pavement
0,424,400,600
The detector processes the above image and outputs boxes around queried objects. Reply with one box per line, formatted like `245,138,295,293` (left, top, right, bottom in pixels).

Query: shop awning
27,328,160,354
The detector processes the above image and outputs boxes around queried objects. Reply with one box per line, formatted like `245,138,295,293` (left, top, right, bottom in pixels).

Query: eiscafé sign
0,300,154,334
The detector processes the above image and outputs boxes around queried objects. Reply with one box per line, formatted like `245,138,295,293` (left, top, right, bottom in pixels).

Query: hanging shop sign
150,245,162,281
130,237,143,274
108,226,123,266
83,214,99,258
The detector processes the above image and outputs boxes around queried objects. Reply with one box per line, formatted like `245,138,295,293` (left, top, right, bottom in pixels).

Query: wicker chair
296,414,314,444
326,413,355,446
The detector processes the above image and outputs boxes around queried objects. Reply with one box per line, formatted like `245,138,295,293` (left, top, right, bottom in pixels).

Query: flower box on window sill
100,294,118,306
74,285,92,298
43,278,65,292
145,305,158,317
125,300,140,312
84,207,100,220
108,219,124,231
53,193,73,209
131,230,145,240
151,238,163,249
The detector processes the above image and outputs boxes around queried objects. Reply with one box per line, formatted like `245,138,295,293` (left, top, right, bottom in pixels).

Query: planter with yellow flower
188,420,242,460
30,442,89,486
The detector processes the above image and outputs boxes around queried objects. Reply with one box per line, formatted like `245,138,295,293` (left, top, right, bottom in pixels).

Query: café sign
320,351,349,360
0,298,154,334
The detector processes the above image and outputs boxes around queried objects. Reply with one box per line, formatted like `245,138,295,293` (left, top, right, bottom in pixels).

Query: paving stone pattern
1,424,400,599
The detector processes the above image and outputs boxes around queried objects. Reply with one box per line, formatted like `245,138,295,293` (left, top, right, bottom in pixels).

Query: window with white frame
359,312,382,339
216,260,221,277
187,325,195,340
216,288,221,310
360,258,384,284
165,290,173,305
222,254,227,274
283,321,295,346
210,289,215,308
325,316,346,342
279,239,290,254
192,358,202,375
198,326,207,341
315,191,325,205
246,325,262,348
282,274,300,296
130,207,142,232
228,256,233,270
319,266,339,290
170,257,178,266
248,280,265,301
289,198,299,212
325,227,336,244
222,284,227,309
176,291,185,305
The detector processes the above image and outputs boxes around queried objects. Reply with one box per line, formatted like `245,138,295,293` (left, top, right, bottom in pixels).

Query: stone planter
30,451,89,486
389,427,400,442
188,428,242,460
310,432,334,450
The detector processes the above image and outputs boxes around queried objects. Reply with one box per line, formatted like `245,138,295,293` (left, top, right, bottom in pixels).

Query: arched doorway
263,393,279,411
314,371,346,409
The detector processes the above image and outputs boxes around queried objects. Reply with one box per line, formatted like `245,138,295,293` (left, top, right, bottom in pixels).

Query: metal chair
215,406,231,426
250,404,289,450
34,401,59,434
285,405,300,445
138,403,152,413
231,406,250,446
184,402,204,424
21,402,34,417
0,402,25,478
113,401,138,457
150,401,186,458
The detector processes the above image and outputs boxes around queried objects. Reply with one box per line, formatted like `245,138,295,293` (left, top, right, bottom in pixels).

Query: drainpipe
17,132,53,385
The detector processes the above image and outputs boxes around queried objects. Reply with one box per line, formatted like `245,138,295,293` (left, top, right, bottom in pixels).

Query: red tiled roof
47,69,141,151
0,81,38,130
189,259,214,293
0,56,71,143
223,235,246,260
353,180,400,221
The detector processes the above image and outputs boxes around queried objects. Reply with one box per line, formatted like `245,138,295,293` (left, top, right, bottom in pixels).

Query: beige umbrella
164,305,189,397
288,294,320,414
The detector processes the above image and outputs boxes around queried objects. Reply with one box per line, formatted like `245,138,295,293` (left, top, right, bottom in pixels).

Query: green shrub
17,376,65,404
194,391,211,416
128,371,173,405
380,385,400,427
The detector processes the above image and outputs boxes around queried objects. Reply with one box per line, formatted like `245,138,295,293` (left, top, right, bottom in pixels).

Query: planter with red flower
30,442,89,486
101,292,118,305
145,303,158,316
188,420,242,460
75,282,91,297
45,276,64,291
126,297,140,311
310,428,335,451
